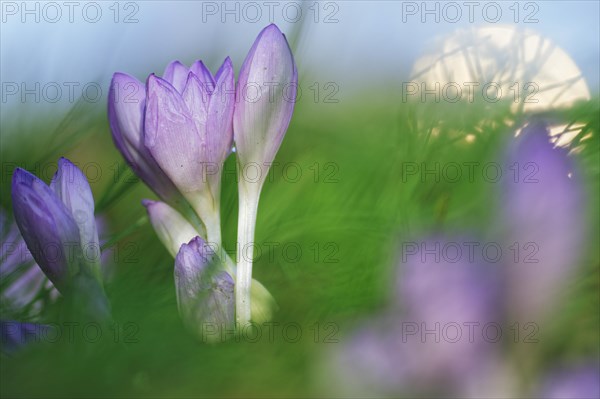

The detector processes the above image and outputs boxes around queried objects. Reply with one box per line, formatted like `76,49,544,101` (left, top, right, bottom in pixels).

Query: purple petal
108,72,146,165
182,72,210,135
214,57,231,84
162,60,189,94
50,158,101,278
208,57,235,159
234,24,298,170
501,122,584,323
144,74,205,194
2,263,46,311
189,60,215,89
205,57,234,195
108,72,181,203
1,209,59,316
11,168,80,291
0,238,32,278
182,57,234,203
1,209,34,276
174,236,234,340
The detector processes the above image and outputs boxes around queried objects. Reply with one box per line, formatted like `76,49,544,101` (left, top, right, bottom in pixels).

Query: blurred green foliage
0,91,598,397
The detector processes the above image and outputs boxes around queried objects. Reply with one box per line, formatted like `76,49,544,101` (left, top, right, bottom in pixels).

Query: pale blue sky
1,1,598,133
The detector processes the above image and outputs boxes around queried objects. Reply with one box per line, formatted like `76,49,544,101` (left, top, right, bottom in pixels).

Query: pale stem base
187,190,222,249
236,186,260,326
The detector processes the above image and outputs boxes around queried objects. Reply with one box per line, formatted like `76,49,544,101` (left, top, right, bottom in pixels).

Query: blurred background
1,1,599,398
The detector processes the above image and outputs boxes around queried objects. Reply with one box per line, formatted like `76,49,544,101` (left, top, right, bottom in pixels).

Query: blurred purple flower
1,209,57,316
538,364,600,399
396,238,504,391
501,122,584,323
12,159,96,291
174,236,234,342
11,158,110,322
330,121,588,397
2,208,115,319
332,237,505,397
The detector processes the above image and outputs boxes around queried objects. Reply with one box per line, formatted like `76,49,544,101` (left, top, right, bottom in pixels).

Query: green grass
1,92,598,397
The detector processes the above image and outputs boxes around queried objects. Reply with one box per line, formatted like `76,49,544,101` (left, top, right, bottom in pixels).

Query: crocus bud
501,122,584,324
142,200,275,321
12,164,83,291
233,24,297,326
142,199,205,257
174,236,234,342
234,23,298,186
108,73,182,204
11,159,110,322
144,58,234,245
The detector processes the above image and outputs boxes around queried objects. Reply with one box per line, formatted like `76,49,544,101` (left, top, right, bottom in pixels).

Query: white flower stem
236,184,260,327
202,207,237,277
204,210,222,250
187,189,237,277
189,191,222,250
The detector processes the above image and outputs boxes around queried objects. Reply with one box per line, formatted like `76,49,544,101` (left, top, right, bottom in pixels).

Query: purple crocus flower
110,58,234,247
501,122,584,324
11,158,110,322
11,159,103,287
143,201,276,325
174,236,234,342
145,59,234,237
233,23,297,326
1,209,116,319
